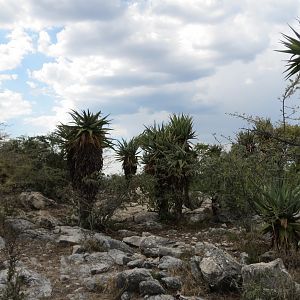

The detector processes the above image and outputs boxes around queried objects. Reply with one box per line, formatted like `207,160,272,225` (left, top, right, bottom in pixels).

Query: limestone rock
134,211,159,224
140,235,175,258
158,256,183,270
161,276,182,291
144,295,174,300
84,273,115,292
127,258,145,268
118,229,138,238
116,268,153,292
192,242,241,291
242,258,300,299
139,279,165,296
184,207,213,224
123,235,143,248
19,192,55,210
94,233,134,254
108,249,132,265
90,263,111,275
0,237,5,250
56,226,87,245
0,267,52,300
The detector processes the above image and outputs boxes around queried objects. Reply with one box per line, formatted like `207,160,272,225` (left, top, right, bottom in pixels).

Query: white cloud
152,0,241,23
113,108,170,139
0,89,32,121
0,28,33,71
0,74,18,86
37,30,51,54
0,0,299,144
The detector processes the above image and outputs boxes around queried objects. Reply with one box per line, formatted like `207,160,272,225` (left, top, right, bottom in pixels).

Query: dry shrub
168,263,208,297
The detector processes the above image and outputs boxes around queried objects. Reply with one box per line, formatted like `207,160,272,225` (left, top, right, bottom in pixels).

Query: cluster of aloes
56,109,197,225
139,114,197,220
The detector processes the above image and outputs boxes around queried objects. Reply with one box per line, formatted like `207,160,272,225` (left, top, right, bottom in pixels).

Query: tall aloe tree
140,123,171,218
115,137,139,180
279,24,300,79
56,109,111,228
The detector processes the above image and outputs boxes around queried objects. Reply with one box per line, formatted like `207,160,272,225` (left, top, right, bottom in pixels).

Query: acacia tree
56,109,111,228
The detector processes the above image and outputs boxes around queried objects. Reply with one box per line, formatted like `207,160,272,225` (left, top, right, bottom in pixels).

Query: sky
1,0,300,156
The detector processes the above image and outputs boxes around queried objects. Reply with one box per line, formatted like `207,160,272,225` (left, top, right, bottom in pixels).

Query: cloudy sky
0,0,300,147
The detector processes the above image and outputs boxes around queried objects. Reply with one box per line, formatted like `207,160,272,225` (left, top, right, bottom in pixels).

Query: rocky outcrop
242,258,300,299
0,266,52,300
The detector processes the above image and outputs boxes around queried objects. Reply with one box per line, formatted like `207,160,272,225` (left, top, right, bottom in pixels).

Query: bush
88,175,132,229
0,135,68,201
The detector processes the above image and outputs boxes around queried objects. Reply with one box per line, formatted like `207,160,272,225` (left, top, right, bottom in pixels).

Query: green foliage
0,210,25,300
89,174,153,229
139,114,197,219
194,116,300,222
115,137,140,180
56,109,111,228
194,142,257,219
254,182,300,251
0,134,68,200
89,174,129,229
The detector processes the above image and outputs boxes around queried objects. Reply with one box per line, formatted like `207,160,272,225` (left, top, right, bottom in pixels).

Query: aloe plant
115,137,140,180
254,182,300,251
279,24,300,79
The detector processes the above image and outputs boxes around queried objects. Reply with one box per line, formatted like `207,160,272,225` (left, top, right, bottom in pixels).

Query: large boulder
19,192,55,210
242,258,300,299
192,242,241,291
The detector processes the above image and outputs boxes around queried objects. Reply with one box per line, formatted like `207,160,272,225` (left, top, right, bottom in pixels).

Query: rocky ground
0,192,299,300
